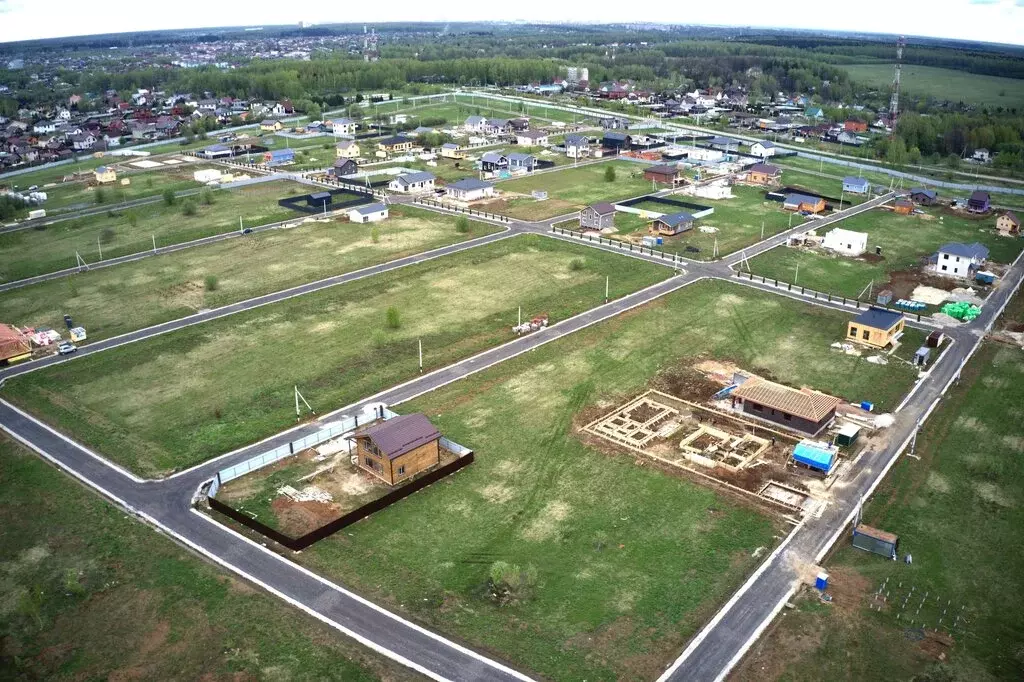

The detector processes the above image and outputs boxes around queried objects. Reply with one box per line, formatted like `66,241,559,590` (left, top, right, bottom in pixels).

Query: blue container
860,401,874,412
815,572,829,591
656,237,664,245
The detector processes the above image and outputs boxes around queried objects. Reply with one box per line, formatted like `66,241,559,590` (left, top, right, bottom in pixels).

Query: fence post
289,442,294,454
787,282,792,291
828,293,832,302
801,286,805,294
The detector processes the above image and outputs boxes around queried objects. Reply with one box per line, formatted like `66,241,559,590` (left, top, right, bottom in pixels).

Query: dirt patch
271,497,341,536
651,364,722,402
521,500,571,541
884,266,954,302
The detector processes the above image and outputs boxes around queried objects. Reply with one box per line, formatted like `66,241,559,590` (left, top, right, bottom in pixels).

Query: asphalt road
1,168,1020,682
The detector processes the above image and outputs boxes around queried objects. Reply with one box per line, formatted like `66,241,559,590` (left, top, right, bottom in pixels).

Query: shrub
568,257,585,271
488,561,538,606
204,275,219,291
127,211,138,227
371,226,380,243
455,215,470,233
385,306,401,329
162,188,176,206
94,187,106,204
200,188,215,205
181,199,197,216
604,165,616,182
99,228,115,244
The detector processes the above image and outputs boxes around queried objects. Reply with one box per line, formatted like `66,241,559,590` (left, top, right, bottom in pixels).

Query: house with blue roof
804,106,825,120
783,192,825,214
847,307,905,348
507,152,536,172
910,188,938,205
842,176,870,194
650,211,695,236
935,242,989,278
750,140,776,158
444,178,495,202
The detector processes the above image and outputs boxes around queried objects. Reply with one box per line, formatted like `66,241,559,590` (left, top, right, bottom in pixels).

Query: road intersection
1,167,1020,682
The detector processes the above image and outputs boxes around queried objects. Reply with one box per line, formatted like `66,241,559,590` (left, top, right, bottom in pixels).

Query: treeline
875,112,1024,171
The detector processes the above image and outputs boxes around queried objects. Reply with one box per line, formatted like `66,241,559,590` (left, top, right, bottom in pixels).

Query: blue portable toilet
815,572,829,591
860,401,874,412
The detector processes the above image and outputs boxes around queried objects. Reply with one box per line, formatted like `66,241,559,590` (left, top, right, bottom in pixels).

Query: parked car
57,342,76,355
242,227,254,234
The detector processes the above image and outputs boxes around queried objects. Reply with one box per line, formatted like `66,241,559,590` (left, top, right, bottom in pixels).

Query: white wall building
821,228,868,257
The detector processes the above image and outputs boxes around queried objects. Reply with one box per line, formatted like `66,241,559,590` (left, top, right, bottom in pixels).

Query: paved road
1,148,1021,682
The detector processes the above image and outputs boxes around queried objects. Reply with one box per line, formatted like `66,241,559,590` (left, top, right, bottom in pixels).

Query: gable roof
603,131,629,142
586,202,616,215
350,202,387,215
517,129,548,140
336,139,356,149
784,192,822,205
749,163,780,175
378,136,410,147
564,134,588,146
969,190,990,203
465,115,486,125
732,378,841,423
333,157,357,167
843,176,869,187
853,306,905,331
939,242,989,260
447,178,493,191
356,413,440,460
394,171,435,185
1002,211,1020,225
441,142,460,149
754,140,776,149
481,151,507,164
910,188,937,200
644,164,678,175
507,152,534,163
656,211,695,227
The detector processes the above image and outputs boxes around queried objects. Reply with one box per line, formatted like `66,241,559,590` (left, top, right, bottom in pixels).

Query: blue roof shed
852,306,904,332
792,440,838,473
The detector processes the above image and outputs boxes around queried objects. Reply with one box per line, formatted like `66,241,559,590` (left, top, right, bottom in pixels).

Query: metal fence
214,407,400,487
550,225,685,264
414,197,511,223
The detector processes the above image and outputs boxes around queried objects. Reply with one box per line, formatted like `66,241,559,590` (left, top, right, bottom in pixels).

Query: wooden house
335,139,360,159
730,378,840,436
650,211,695,236
580,202,616,230
783,192,825,214
643,164,679,184
910,188,937,205
746,163,781,186
847,307,905,349
996,211,1020,236
377,136,414,156
260,119,282,132
353,413,442,486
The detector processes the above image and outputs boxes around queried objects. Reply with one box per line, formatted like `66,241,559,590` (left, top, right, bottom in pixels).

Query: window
784,413,792,421
862,329,870,340
397,465,405,476
943,253,949,260
751,403,763,412
955,256,961,263
941,265,947,272
365,456,374,468
849,326,858,337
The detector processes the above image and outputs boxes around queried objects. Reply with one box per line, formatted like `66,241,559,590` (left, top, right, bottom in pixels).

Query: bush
371,226,380,243
162,188,176,206
568,257,585,271
127,211,138,227
200,188,215,205
204,275,219,291
385,306,401,329
488,561,538,606
604,165,616,183
99,228,115,244
455,215,470,233
94,187,106,204
181,199,197,216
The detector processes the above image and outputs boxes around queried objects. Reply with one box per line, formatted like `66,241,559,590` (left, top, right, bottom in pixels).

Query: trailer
852,523,898,559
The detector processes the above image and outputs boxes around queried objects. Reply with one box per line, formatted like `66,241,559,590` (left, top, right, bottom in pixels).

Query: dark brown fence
208,452,474,551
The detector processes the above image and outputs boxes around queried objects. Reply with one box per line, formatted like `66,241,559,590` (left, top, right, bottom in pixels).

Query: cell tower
888,35,906,128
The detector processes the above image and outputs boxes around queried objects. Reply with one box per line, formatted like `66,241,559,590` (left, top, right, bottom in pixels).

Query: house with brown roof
746,163,781,186
643,164,679,184
996,211,1020,236
580,202,616,230
730,378,841,435
352,413,442,486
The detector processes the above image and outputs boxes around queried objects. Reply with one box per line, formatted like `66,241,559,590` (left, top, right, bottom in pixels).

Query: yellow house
260,119,282,132
335,139,360,159
996,211,1020,236
93,166,117,184
440,143,465,160
847,307,905,349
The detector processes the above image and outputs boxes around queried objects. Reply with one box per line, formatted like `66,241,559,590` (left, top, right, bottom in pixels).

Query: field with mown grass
0,436,405,682
843,63,1024,110
35,163,222,213
492,161,652,220
0,180,308,283
747,206,1024,299
0,205,501,340
733,339,1024,682
290,279,923,681
5,235,670,477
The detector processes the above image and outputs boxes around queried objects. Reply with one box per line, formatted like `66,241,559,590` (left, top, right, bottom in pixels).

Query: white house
347,203,389,223
935,242,989,278
387,171,436,193
750,140,776,158
516,130,549,147
822,228,868,257
972,148,991,163
331,118,358,136
563,134,590,159
33,120,57,134
464,115,488,133
444,178,495,202
55,108,71,121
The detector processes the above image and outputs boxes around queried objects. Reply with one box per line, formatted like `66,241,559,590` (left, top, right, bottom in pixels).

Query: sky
0,0,1023,46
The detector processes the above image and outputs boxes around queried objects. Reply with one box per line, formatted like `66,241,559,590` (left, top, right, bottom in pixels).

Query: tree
181,199,197,216
455,216,470,233
94,187,107,204
306,102,322,120
604,165,616,183
162,188,176,206
200,188,216,205
945,153,961,170
385,306,400,329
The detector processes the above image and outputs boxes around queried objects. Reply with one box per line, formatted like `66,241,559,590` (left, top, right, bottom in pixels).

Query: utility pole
239,216,243,232
605,275,610,304
152,235,156,253
97,236,103,261
761,220,765,240
418,338,423,373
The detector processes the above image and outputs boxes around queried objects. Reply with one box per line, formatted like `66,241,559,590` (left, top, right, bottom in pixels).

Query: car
242,227,254,234
57,342,77,355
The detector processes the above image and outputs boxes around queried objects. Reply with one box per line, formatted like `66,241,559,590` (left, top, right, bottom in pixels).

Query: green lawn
844,63,1024,110
0,436,404,682
602,185,806,260
734,340,1024,681
0,180,308,283
6,235,670,477
781,169,868,205
36,163,221,213
292,279,923,681
492,161,652,220
0,205,500,341
747,206,1024,299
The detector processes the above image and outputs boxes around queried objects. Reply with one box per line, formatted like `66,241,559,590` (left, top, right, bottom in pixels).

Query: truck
28,209,46,220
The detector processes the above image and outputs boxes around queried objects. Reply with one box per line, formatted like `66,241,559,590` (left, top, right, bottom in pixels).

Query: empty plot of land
293,279,921,682
843,63,1024,110
0,180,307,283
747,206,1024,299
0,205,500,340
6,235,669,477
37,162,219,212
490,161,652,220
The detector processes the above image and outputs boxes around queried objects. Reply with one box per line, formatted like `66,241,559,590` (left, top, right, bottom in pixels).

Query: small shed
876,290,893,306
852,524,898,559
926,330,945,348
792,440,838,474
835,423,861,447
307,191,332,208
893,198,914,215
848,307,905,349
914,346,931,367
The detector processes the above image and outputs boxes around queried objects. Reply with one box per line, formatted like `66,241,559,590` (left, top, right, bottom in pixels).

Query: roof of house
394,171,435,185
440,142,460,149
824,227,867,243
1002,211,1020,225
969,190,991,203
447,178,493,192
586,202,616,215
94,165,110,173
356,413,440,460
413,126,434,134
754,140,776,149
378,136,410,146
939,242,990,260
655,211,695,227
784,192,822,205
517,129,548,139
260,119,277,125
843,176,870,186
853,306,905,331
507,152,534,163
333,157,356,167
603,131,629,141
749,163,780,175
481,151,507,164
910,188,937,199
334,117,355,125
336,139,356,149
465,115,486,125
564,134,588,146
350,202,387,215
644,164,678,175
732,378,841,423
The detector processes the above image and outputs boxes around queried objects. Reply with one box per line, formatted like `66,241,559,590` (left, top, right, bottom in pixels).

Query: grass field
289,279,923,681
6,236,670,477
37,162,220,213
0,435,405,682
608,185,806,260
734,340,1024,681
491,161,652,220
0,180,307,283
843,63,1024,110
0,205,501,340
747,206,1024,299
780,169,869,205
